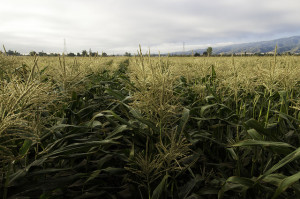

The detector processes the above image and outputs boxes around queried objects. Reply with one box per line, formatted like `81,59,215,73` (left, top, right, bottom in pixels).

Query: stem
265,98,271,127
148,181,151,199
251,147,257,176
3,162,12,199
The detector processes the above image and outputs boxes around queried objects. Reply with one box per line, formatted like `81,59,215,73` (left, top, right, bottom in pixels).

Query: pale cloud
0,0,300,54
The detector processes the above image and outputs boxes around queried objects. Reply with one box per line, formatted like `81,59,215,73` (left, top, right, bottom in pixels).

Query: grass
0,52,300,198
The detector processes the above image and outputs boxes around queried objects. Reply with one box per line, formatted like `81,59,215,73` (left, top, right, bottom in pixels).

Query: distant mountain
172,36,300,55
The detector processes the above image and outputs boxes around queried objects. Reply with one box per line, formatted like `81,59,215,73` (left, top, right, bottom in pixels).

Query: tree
67,52,75,57
77,53,81,57
7,50,21,56
194,52,200,57
203,51,208,56
50,53,60,56
82,50,88,57
29,51,37,56
207,47,212,56
49,53,59,57
87,49,98,57
284,52,292,56
7,50,14,56
124,52,131,57
15,51,21,56
102,52,108,57
90,52,98,57
38,51,47,56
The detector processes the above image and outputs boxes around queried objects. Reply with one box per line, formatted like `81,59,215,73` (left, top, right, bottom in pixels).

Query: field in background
1,53,300,198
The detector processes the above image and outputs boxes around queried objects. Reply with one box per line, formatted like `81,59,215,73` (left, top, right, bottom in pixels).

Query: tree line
1,47,299,57
0,50,136,57
0,49,111,57
28,50,108,57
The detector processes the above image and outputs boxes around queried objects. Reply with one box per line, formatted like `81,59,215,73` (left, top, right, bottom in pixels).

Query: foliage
1,52,300,199
38,51,48,56
82,50,88,57
67,52,76,57
124,52,131,57
6,50,21,56
207,47,213,56
29,51,37,56
194,52,200,57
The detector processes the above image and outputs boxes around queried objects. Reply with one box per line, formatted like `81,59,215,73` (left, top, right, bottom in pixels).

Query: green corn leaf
262,173,286,187
129,108,160,133
272,171,300,199
227,148,238,160
218,176,254,199
103,110,133,128
179,175,203,199
178,108,190,134
232,139,295,149
105,88,126,100
9,157,47,185
19,139,32,156
258,147,300,181
106,124,128,139
245,119,272,137
247,129,263,140
85,170,101,183
152,174,169,199
200,103,218,117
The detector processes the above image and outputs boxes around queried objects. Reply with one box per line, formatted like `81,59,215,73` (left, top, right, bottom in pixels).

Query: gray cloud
1,0,300,54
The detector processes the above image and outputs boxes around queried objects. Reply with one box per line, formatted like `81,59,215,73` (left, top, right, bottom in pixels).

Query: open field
1,53,300,198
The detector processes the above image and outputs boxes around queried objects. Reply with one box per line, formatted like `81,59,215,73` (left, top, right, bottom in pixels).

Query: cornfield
1,50,300,199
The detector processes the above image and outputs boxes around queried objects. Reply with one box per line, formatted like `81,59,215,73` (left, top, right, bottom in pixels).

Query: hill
172,36,300,55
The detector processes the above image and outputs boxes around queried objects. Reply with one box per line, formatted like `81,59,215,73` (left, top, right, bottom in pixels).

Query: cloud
1,0,300,54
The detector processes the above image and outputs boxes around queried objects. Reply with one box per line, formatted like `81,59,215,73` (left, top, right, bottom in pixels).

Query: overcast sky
1,0,300,54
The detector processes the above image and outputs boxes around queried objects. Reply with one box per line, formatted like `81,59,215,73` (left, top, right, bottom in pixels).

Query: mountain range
171,36,300,55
